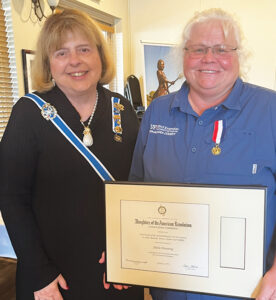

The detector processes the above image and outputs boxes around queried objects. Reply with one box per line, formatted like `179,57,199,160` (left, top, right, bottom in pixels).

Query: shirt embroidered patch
150,124,179,136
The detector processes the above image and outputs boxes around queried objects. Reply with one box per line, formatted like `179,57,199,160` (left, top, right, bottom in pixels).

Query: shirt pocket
205,128,256,176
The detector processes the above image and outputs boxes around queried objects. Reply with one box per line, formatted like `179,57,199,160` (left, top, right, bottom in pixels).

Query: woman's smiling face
183,20,239,100
49,31,102,99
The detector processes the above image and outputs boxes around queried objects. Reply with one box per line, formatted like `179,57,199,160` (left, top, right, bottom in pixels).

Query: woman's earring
52,78,56,87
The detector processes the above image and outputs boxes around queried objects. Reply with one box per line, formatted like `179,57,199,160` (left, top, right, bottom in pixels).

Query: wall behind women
129,0,276,101
10,0,276,99
10,0,130,97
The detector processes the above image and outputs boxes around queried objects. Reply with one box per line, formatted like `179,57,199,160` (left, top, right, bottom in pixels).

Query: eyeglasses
184,45,238,58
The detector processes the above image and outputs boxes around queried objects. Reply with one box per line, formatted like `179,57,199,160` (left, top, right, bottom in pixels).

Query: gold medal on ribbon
114,134,122,142
212,145,221,155
212,120,224,156
114,126,122,134
114,103,124,111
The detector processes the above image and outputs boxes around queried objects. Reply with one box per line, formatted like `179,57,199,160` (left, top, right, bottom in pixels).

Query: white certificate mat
105,182,266,298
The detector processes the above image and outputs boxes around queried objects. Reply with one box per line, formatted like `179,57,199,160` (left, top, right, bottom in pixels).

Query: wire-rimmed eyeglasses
184,44,238,58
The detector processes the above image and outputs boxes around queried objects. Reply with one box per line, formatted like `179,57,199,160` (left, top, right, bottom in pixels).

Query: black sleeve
0,98,59,291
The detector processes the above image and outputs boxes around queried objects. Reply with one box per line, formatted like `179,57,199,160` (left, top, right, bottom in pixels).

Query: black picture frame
105,181,267,299
21,49,35,94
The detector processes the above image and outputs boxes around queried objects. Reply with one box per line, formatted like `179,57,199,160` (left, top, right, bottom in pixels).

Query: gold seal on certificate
158,205,166,215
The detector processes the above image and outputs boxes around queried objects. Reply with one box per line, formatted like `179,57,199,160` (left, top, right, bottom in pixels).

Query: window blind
0,0,18,140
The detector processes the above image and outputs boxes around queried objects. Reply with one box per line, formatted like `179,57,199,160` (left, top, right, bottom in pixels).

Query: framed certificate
105,182,266,299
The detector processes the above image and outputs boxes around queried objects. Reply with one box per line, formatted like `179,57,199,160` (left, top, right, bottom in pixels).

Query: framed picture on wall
21,49,35,94
142,42,184,107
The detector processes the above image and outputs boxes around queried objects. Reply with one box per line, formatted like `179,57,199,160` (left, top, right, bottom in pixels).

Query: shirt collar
219,77,242,111
170,77,243,113
170,81,192,113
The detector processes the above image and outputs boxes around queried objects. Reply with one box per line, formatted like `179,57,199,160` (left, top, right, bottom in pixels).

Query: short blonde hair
32,9,115,92
182,8,250,78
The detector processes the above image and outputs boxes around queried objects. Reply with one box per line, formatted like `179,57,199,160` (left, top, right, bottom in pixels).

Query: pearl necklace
80,91,98,147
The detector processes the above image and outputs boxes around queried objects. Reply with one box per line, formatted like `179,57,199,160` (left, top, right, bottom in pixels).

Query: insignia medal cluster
212,120,225,156
112,98,124,142
41,103,57,120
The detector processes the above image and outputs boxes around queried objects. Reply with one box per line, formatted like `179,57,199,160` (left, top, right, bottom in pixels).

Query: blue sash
25,93,115,182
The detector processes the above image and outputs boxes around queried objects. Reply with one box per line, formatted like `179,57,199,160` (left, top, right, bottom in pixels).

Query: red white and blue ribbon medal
212,120,225,155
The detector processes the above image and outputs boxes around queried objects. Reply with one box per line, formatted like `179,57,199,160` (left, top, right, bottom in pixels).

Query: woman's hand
34,274,68,300
256,268,276,300
99,251,130,290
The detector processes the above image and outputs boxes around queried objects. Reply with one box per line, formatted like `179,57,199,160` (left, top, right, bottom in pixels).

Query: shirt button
198,120,203,125
214,106,218,110
191,147,196,153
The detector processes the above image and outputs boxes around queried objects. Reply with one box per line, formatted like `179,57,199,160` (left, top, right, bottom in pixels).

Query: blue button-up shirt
129,78,276,300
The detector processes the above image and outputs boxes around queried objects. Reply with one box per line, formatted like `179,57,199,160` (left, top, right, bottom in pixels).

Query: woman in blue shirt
130,8,276,300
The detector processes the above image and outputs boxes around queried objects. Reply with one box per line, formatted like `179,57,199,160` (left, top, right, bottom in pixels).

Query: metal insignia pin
114,126,123,134
41,103,57,120
211,145,221,155
114,103,124,111
114,134,122,142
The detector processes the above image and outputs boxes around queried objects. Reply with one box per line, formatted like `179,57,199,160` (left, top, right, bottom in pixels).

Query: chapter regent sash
25,93,115,182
